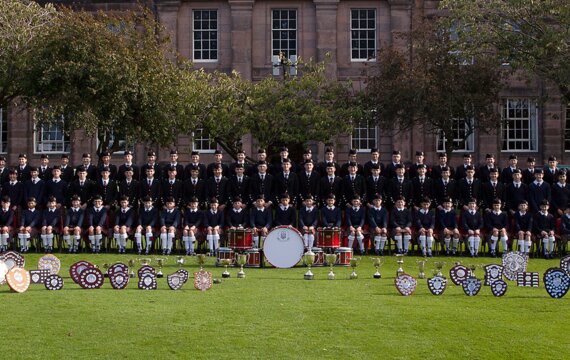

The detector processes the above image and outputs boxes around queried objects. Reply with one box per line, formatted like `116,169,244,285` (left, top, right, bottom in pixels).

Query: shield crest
395,273,417,296
167,273,184,290
427,276,447,296
516,272,539,287
450,264,470,285
560,255,570,277
490,279,508,297
502,252,528,281
484,264,504,285
462,277,482,296
543,268,570,299
138,273,157,290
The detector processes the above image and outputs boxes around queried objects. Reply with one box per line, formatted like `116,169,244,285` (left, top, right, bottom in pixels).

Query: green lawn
1,253,568,359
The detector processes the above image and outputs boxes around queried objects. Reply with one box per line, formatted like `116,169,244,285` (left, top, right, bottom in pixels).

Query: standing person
161,166,184,208
59,154,75,184
63,195,84,253
159,196,181,255
408,151,427,179
368,194,388,255
462,198,483,258
528,169,551,213
522,157,536,185
163,150,184,180
136,196,158,255
204,164,229,210
203,198,224,256
24,167,46,208
431,153,455,180
183,165,206,208
97,151,118,180
249,161,273,208
481,168,506,211
17,197,40,253
390,196,412,255
0,196,14,252
365,163,387,205
185,151,207,180
433,166,458,209
113,196,134,254
317,146,340,177
2,169,24,209
299,196,318,249
543,156,560,185
139,167,161,206
0,156,9,185
94,167,118,210
227,163,250,208
272,159,299,206
346,196,366,255
76,153,97,181
485,199,509,257
533,200,556,259
298,160,320,205
383,150,404,180
387,164,412,208
40,196,61,253
117,166,140,209
228,149,249,177
140,151,162,181
455,153,475,181
182,197,203,256
410,164,434,210
38,154,52,182
45,166,67,208
16,153,31,183
206,150,230,179
478,153,500,183
117,150,139,182
67,166,95,209
341,161,366,207
501,154,519,184
415,197,435,257
363,148,384,178
457,166,481,210
550,170,570,217
319,163,342,207
505,169,528,215
340,149,364,177
87,195,108,253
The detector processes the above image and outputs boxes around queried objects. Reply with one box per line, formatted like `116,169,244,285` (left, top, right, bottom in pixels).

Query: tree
21,7,199,156
196,56,361,161
441,0,570,102
0,0,56,104
362,19,506,156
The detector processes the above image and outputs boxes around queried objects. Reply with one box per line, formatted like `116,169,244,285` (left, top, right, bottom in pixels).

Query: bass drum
263,226,304,268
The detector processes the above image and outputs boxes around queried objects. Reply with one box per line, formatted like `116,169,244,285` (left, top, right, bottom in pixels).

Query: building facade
4,0,568,169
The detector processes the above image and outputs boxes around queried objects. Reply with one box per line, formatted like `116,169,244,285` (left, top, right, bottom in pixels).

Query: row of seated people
2,152,569,217
1,188,568,259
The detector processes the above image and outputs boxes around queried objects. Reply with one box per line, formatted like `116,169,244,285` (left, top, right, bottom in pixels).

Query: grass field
1,253,568,359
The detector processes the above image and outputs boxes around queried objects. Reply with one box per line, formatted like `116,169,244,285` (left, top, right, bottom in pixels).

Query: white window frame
501,98,538,152
0,106,6,154
564,104,570,152
436,118,475,153
351,121,378,152
350,8,377,62
271,9,297,60
192,9,218,63
108,131,133,155
192,128,216,153
34,117,70,154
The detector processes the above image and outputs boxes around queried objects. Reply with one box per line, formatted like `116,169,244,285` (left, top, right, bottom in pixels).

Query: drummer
250,195,272,248
320,193,341,228
299,195,318,249
227,196,249,229
182,196,202,256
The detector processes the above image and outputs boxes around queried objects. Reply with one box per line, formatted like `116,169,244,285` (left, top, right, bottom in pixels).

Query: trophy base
327,273,335,280
418,274,426,279
222,272,230,278
129,273,135,279
237,272,245,279
350,272,358,280
304,273,314,280
157,272,164,278
373,273,382,279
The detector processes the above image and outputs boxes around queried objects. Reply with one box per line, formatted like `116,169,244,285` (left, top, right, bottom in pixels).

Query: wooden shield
6,267,31,293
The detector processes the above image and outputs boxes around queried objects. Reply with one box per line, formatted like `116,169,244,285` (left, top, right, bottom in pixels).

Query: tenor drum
244,248,261,268
216,247,235,266
311,247,325,267
317,228,341,249
228,229,253,250
335,247,353,266
263,226,304,268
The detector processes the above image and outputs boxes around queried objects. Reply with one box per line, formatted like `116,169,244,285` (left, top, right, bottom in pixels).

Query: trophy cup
434,261,446,277
303,250,316,280
350,257,360,279
220,259,232,278
197,254,206,271
102,263,110,278
176,256,185,267
236,253,248,279
139,258,152,266
417,258,428,279
371,257,384,279
396,254,405,276
128,259,136,278
325,253,337,280
155,258,166,278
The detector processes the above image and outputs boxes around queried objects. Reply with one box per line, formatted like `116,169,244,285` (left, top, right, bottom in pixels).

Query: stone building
3,0,568,169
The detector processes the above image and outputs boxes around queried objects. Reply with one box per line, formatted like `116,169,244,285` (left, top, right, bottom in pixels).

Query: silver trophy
155,258,167,278
220,258,232,278
417,258,428,279
128,259,136,278
350,257,360,279
433,261,446,277
371,257,384,279
236,253,248,279
176,256,185,267
196,254,206,271
325,253,337,280
102,263,110,278
396,254,405,276
303,250,316,280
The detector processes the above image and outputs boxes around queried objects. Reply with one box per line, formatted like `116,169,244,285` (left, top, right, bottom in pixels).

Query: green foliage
0,0,56,103
441,0,570,102
1,253,568,359
362,19,505,155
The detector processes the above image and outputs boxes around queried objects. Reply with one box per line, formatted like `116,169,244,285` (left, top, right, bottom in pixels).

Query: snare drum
216,247,235,266
335,247,353,266
228,228,253,250
317,228,341,249
244,248,261,268
311,247,325,267
263,226,305,268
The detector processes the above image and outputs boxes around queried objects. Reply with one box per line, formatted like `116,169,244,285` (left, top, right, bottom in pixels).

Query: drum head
167,273,184,290
1,251,25,270
30,269,50,284
395,274,417,296
45,274,64,291
176,269,189,284
79,267,104,289
543,268,570,299
263,226,304,268
70,261,95,284
6,267,30,293
110,272,129,290
502,252,528,281
38,254,61,275
138,273,157,290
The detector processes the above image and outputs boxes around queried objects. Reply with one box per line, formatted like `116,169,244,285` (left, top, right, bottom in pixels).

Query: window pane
193,10,218,61
350,8,376,61
501,98,537,152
